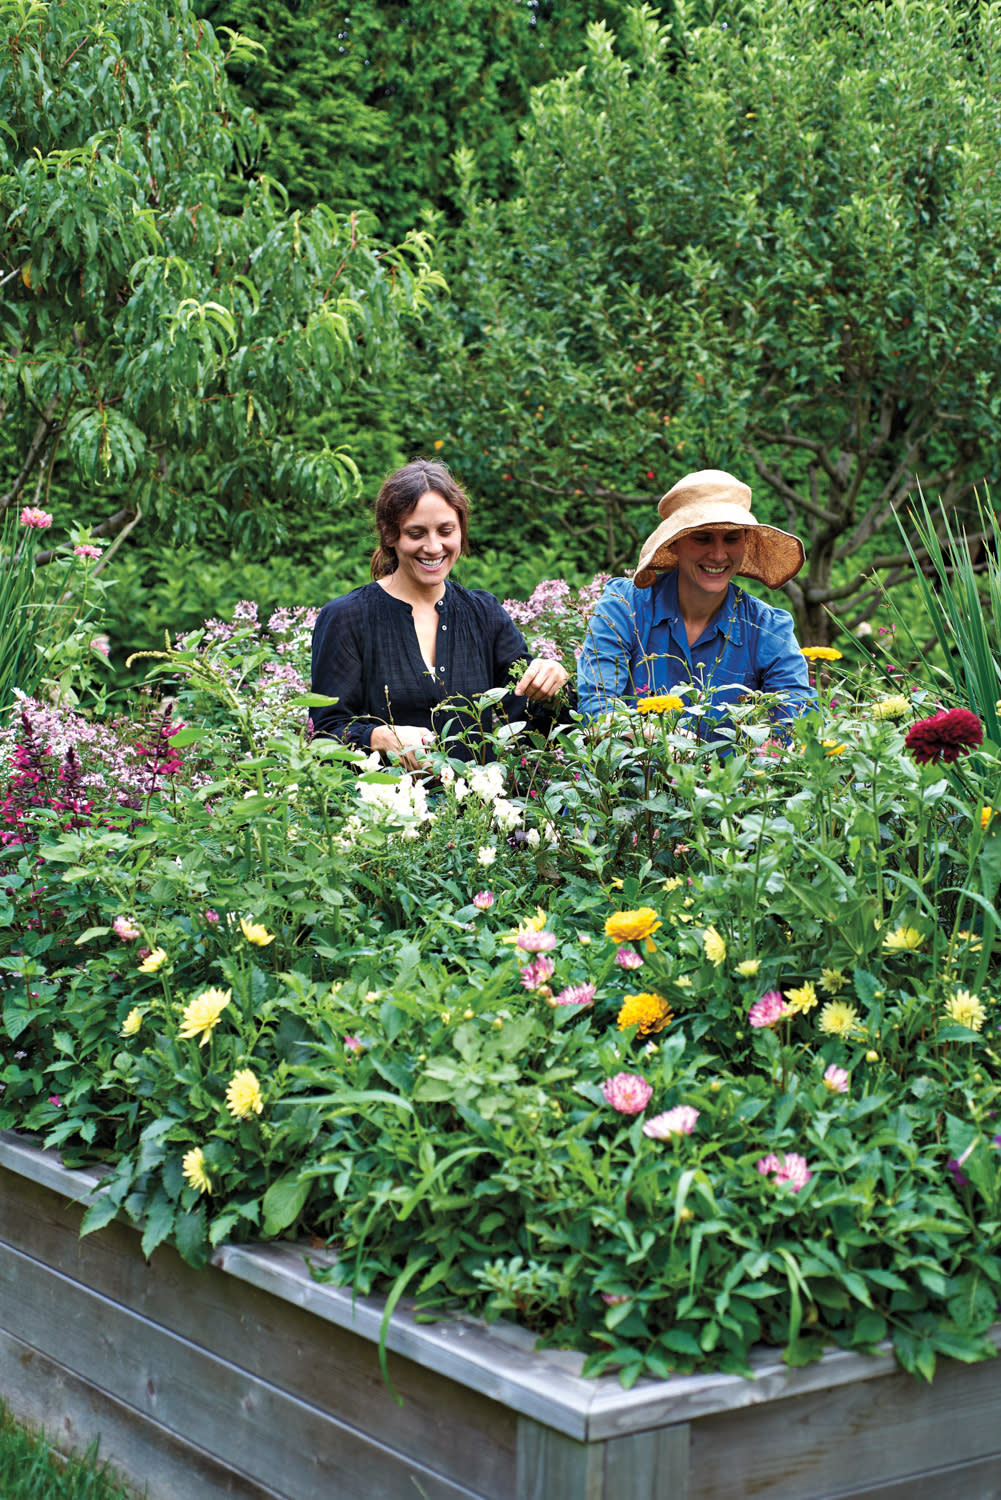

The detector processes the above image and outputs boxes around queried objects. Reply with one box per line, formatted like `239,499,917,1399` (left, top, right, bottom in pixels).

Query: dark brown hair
369,459,471,579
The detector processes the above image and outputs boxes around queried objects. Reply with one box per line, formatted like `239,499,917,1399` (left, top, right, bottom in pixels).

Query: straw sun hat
633,470,805,590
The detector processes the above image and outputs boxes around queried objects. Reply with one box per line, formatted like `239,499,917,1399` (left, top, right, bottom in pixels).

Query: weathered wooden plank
516,1415,606,1500
837,1452,1001,1500
0,1164,519,1495
603,1425,690,1500
686,1353,1001,1500
0,1243,495,1500
514,1418,690,1500
0,1325,279,1500
217,1240,602,1439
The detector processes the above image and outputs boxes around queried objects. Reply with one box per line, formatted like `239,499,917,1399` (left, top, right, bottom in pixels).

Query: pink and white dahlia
601,1072,653,1115
643,1105,699,1139
756,1151,813,1192
748,991,788,1028
553,982,596,1007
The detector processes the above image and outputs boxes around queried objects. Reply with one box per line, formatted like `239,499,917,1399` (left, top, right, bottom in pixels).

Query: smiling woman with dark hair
311,459,568,766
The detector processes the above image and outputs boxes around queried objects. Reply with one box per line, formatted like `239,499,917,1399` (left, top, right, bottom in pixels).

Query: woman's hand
514,657,570,701
369,724,434,772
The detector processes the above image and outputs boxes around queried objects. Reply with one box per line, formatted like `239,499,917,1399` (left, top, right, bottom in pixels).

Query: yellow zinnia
636,694,684,714
736,958,761,977
240,916,275,947
817,1000,860,1037
137,946,167,973
604,908,662,944
120,1008,142,1038
178,987,232,1045
801,646,843,662
225,1069,264,1119
822,739,846,757
617,992,674,1035
882,925,923,952
821,967,848,993
182,1146,212,1195
944,989,987,1032
981,806,995,831
784,980,819,1014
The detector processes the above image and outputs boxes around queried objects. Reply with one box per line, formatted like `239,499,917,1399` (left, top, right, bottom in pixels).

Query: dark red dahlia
904,708,983,765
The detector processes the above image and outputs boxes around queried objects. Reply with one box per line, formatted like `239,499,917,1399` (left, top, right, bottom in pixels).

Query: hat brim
634,518,805,590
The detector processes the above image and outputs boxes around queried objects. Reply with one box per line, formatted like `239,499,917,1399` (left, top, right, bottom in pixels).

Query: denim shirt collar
649,571,745,647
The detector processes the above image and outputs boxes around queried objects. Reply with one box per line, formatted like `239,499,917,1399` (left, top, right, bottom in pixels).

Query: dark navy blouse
310,579,538,755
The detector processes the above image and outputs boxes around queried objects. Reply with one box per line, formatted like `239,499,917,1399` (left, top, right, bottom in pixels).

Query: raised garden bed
2,1131,1001,1500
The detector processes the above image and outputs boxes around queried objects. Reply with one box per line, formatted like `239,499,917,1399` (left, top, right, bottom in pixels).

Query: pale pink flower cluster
521,956,555,990
823,1064,850,1093
643,1105,699,1139
756,1152,813,1192
553,981,595,1007
344,1034,364,1056
473,890,494,910
528,636,564,662
20,506,52,529
748,991,788,1028
113,915,141,941
503,579,572,626
601,1072,653,1114
173,602,318,731
516,928,557,953
73,544,102,559
614,946,643,970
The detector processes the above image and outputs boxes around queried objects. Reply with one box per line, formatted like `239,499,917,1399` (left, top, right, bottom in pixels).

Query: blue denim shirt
577,571,815,731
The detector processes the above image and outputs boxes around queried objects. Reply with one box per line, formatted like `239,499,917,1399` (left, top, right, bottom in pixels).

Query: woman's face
673,527,746,602
390,490,463,591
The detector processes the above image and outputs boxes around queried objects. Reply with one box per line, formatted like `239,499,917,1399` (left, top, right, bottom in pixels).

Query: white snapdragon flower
467,763,507,802
492,799,521,833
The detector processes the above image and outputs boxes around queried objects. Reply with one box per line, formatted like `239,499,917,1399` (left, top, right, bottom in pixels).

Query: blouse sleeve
310,594,379,748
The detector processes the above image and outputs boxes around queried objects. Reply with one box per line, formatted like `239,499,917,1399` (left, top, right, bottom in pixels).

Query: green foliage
0,0,443,550
1,588,1001,1385
201,0,638,239
892,491,1001,744
0,513,115,711
415,0,1001,643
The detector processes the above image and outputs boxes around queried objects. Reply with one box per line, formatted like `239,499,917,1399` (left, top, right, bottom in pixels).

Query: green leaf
262,1174,310,1235
80,1193,120,1237
174,1204,208,1268
140,1189,175,1259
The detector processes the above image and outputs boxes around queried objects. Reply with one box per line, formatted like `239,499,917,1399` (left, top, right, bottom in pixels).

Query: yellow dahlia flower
240,917,275,946
817,1001,860,1037
178,987,232,1045
225,1069,264,1119
944,989,986,1032
882,925,923,952
784,980,819,1014
182,1146,212,1195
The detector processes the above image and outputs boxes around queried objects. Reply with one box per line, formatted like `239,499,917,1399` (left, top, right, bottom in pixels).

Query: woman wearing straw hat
577,469,815,740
